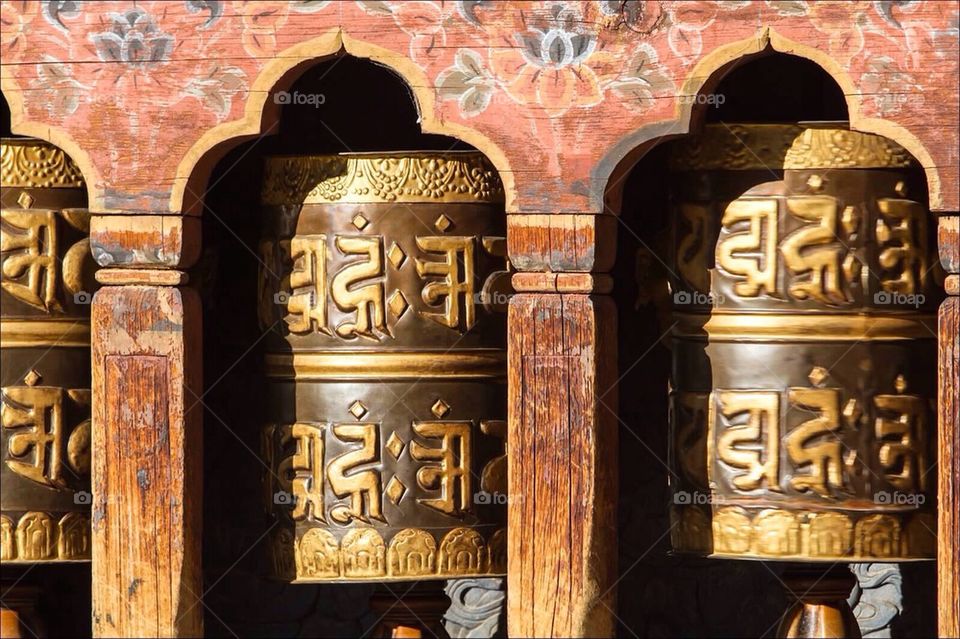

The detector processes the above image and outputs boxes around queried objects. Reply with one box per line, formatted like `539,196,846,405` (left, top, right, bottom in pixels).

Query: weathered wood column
939,214,960,639
89,214,203,637
506,213,618,637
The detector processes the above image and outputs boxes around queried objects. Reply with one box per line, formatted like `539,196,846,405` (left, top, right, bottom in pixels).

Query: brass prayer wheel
259,152,508,582
1,138,95,563
666,124,939,562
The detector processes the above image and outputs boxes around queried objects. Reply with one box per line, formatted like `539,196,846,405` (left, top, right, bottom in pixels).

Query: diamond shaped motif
24,370,41,386
840,206,858,236
894,180,907,196
806,174,824,191
17,192,35,209
431,398,451,418
895,374,907,393
387,242,406,269
386,432,405,460
385,476,407,505
351,213,369,230
842,398,861,423
808,366,829,386
388,290,409,319
348,400,368,420
433,214,453,232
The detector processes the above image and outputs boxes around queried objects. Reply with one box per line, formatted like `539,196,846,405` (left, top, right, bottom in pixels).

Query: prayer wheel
1,138,94,565
666,124,939,635
259,152,509,583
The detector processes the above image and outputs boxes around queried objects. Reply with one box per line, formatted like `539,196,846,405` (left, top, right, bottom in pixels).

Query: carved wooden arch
1,81,101,202
596,28,944,215
173,30,517,217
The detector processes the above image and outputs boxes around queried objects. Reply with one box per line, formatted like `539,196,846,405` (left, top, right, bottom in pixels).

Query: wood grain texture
507,294,618,637
511,272,614,294
508,214,617,273
939,295,959,639
91,286,202,638
940,215,959,275
95,269,189,286
90,215,201,269
946,275,959,297
939,214,959,639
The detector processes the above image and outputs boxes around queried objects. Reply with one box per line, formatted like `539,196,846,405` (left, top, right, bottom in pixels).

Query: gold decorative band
673,313,936,342
1,138,85,188
669,124,915,171
672,505,934,562
261,151,504,205
289,526,506,582
265,350,507,380
0,511,91,562
0,319,91,347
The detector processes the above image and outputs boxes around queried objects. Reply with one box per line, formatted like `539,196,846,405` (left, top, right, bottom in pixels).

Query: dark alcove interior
612,51,936,638
199,55,487,637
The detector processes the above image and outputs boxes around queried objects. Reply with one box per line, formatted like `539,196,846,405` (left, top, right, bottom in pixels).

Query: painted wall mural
1,1,957,213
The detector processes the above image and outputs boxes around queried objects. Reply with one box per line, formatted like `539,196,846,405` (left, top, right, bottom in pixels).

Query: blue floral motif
185,1,223,30
89,8,174,69
42,1,81,33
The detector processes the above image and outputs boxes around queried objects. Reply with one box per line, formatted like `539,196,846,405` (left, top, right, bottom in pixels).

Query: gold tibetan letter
1,385,66,487
1,209,60,312
326,423,384,523
676,203,713,293
786,388,845,496
716,391,780,491
717,200,778,297
415,236,476,331
874,387,927,492
331,236,387,340
410,421,472,516
286,235,329,334
781,196,849,304
290,423,325,521
876,199,929,294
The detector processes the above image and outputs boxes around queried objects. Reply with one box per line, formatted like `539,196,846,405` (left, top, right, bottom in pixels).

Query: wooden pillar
939,214,959,639
89,214,203,637
506,213,618,637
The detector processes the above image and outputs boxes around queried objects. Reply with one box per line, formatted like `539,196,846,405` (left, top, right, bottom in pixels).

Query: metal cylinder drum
666,124,940,562
1,138,95,564
259,152,509,582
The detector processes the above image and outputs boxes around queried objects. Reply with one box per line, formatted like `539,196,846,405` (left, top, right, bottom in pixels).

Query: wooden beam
507,293,618,637
939,214,959,639
91,284,202,637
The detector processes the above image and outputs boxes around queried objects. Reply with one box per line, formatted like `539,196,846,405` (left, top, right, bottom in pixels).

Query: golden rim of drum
669,123,916,171
264,349,507,381
1,137,85,189
261,150,504,206
673,312,937,342
0,318,91,347
673,505,935,562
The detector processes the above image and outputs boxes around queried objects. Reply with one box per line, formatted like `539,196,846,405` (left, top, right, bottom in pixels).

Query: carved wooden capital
507,214,616,276
939,215,959,287
511,273,613,294
90,214,201,272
